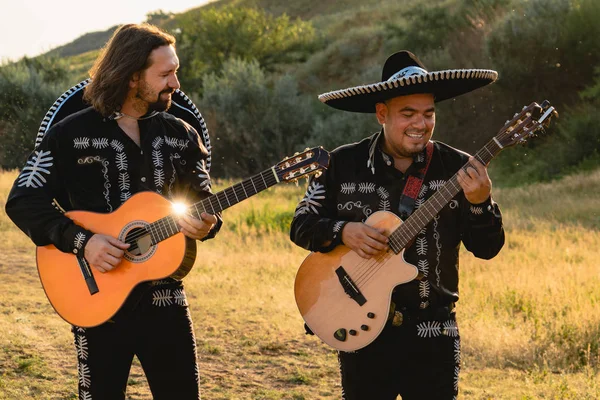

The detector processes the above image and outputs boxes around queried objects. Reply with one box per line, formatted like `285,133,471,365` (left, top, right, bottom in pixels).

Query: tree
173,6,317,94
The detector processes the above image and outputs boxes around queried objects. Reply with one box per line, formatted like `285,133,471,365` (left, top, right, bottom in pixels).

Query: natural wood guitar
294,101,558,352
37,147,330,327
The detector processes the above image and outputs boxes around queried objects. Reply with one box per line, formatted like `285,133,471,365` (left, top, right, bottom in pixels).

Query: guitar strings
121,173,280,247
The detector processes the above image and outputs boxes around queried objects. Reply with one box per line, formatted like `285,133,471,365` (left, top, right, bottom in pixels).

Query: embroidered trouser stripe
338,316,460,399
72,287,200,399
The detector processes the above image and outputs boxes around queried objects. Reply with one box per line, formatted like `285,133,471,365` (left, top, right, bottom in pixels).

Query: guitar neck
388,139,503,253
148,167,281,244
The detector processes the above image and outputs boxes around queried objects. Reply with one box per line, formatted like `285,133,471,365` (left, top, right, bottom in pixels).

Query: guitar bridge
335,266,366,306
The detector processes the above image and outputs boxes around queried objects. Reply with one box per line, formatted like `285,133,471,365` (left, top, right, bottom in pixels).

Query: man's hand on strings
342,222,389,259
457,156,492,205
178,212,217,240
84,234,130,273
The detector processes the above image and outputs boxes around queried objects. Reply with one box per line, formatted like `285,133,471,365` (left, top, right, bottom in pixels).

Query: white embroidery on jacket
92,138,109,149
17,150,54,188
73,138,90,149
358,182,376,193
340,183,356,194
295,181,326,216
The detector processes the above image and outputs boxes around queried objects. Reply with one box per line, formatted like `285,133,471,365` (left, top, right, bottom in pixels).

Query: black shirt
6,107,221,256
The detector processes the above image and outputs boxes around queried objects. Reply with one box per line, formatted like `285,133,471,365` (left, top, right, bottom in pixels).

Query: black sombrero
34,79,213,171
318,50,498,113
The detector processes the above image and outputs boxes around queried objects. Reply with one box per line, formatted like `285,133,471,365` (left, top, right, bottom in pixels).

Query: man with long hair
5,23,220,398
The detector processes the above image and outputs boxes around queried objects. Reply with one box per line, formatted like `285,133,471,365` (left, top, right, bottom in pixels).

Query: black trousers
338,310,460,400
72,282,200,399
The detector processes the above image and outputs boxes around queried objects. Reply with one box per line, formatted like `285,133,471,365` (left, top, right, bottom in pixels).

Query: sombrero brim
318,69,498,113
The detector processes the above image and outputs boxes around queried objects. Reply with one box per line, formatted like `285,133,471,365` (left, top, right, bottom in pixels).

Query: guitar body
36,191,196,327
294,211,419,352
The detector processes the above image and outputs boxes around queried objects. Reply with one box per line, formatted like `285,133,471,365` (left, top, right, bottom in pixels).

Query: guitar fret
214,192,223,211
232,184,240,203
260,172,268,189
223,189,232,207
250,177,258,194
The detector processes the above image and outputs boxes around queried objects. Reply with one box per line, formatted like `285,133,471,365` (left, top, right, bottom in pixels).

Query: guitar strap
397,141,434,220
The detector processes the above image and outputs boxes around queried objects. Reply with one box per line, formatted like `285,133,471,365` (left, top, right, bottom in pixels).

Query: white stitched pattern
165,136,189,151
78,362,91,388
419,280,430,298
154,169,165,191
377,187,389,199
333,221,345,233
358,182,376,193
295,181,326,216
152,136,164,149
173,289,188,306
74,232,86,250
379,199,390,211
428,180,446,191
119,172,130,192
110,140,124,152
470,205,484,215
73,138,90,149
443,320,459,337
120,192,132,203
152,149,164,168
17,150,54,188
152,289,173,306
416,321,441,338
340,182,356,194
91,138,109,149
418,260,429,277
75,334,89,360
115,152,128,171
416,237,428,255
80,391,92,400
454,339,461,364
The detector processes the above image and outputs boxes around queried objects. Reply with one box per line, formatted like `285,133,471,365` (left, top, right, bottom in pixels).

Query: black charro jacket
290,130,505,310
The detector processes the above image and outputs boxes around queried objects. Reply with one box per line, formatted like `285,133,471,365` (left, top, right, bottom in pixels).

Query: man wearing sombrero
290,51,505,399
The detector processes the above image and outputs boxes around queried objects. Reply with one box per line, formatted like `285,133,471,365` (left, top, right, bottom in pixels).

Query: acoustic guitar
294,101,558,352
37,147,330,327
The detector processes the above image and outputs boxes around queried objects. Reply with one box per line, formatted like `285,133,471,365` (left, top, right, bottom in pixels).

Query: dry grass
1,169,599,399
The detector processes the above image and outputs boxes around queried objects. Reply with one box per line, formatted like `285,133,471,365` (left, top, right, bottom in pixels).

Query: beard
147,89,174,112
136,80,174,113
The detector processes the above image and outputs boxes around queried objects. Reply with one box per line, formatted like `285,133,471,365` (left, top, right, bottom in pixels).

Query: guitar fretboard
388,139,503,253
147,168,281,244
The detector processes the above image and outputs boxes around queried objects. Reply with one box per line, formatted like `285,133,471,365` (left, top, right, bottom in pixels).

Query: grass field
0,168,599,399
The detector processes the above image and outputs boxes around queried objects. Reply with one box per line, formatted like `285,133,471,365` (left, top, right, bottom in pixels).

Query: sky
0,0,213,62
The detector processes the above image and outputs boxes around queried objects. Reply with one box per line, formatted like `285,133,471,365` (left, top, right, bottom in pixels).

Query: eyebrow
400,106,435,113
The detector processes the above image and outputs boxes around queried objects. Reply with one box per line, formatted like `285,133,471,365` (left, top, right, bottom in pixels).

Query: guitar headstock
496,100,559,148
276,147,330,183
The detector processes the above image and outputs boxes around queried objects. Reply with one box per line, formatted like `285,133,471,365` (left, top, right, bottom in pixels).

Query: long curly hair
83,23,176,117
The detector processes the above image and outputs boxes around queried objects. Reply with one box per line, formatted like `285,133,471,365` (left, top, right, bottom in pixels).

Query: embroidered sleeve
290,154,347,252
5,127,94,255
461,196,505,259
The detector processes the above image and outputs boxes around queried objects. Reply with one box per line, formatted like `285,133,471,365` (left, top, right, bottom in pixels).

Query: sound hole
125,227,152,256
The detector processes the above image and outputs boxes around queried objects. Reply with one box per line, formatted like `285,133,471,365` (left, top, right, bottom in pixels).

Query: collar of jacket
366,129,428,175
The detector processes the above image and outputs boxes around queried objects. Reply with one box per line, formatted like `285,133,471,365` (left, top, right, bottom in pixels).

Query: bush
0,57,70,169
201,58,314,177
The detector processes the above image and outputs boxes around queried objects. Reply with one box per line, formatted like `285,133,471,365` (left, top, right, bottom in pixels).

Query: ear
129,71,141,89
375,102,387,125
